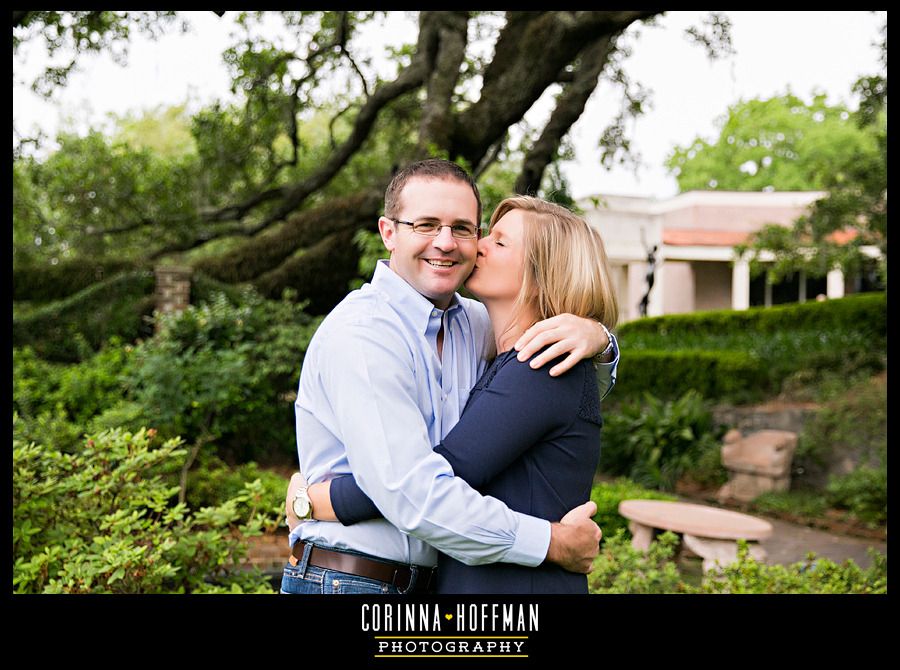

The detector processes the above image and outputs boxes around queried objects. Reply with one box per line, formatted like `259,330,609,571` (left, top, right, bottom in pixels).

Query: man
281,159,618,594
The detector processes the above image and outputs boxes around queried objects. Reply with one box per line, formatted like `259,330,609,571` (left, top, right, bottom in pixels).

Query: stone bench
618,499,773,573
716,428,798,504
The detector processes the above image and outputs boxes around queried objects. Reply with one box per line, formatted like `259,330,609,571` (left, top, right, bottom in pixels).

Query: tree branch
193,189,384,284
473,132,507,180
515,36,614,195
150,13,440,259
337,11,370,98
418,11,469,152
452,11,661,168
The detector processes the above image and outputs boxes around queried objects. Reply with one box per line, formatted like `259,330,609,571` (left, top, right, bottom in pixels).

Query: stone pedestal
717,429,797,504
628,520,655,551
682,533,768,574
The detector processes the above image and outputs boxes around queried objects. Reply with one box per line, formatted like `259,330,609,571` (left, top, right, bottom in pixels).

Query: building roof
826,228,859,244
662,228,751,246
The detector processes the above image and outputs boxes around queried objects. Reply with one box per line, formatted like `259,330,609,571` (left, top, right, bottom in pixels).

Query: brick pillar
154,266,192,331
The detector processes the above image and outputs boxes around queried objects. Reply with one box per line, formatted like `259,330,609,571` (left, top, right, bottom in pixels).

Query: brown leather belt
290,541,436,594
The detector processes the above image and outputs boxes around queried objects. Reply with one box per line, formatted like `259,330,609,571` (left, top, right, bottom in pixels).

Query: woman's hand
514,314,610,377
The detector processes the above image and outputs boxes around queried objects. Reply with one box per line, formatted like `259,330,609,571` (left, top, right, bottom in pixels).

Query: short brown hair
384,159,482,224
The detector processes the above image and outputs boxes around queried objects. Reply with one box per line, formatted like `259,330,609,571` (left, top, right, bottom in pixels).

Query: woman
298,195,617,593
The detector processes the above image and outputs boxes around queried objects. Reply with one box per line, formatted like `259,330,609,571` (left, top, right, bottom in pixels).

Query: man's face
378,177,479,309
464,208,527,303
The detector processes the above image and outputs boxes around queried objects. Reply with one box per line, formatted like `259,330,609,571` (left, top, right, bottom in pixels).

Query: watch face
293,495,310,518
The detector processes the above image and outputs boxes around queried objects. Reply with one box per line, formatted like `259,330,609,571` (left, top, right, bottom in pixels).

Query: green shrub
126,288,322,463
12,270,156,362
794,374,887,490
826,466,887,526
13,417,277,593
588,529,688,594
587,532,887,594
52,340,135,425
190,271,250,306
599,391,726,491
13,406,86,454
751,490,830,519
590,478,678,542
13,346,64,419
85,399,151,436
15,341,133,424
681,442,730,490
693,542,887,594
14,342,137,452
180,450,287,517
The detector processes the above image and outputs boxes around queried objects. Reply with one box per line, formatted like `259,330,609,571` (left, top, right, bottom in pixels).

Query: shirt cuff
504,513,551,567
331,474,381,525
596,335,619,400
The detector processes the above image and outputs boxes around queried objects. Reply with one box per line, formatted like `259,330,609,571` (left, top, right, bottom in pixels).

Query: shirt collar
371,260,463,334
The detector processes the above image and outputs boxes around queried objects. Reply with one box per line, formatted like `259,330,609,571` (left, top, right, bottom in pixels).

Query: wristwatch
597,323,614,359
292,485,314,521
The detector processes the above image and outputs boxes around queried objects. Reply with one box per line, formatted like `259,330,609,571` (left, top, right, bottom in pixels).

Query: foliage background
12,11,886,594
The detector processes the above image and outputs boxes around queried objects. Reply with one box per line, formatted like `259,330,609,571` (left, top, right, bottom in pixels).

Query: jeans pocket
280,563,325,594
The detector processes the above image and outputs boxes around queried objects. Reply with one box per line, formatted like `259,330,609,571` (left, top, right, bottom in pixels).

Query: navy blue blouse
330,348,603,594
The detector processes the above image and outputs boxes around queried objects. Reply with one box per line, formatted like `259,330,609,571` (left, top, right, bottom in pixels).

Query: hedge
609,292,886,403
612,349,771,403
590,478,678,544
12,270,156,362
13,258,140,303
617,292,886,340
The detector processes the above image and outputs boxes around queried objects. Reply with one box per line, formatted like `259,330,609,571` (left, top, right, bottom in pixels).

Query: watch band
597,322,614,358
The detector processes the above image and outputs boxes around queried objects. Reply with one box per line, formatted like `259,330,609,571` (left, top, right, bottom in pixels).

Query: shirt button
432,310,439,317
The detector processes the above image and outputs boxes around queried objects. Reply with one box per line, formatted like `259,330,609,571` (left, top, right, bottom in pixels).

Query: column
732,255,750,311
827,268,845,299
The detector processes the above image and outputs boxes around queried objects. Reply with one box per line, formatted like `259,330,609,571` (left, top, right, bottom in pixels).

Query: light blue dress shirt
289,260,618,568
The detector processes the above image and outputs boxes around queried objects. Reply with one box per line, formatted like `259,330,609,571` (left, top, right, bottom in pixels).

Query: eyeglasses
388,218,480,239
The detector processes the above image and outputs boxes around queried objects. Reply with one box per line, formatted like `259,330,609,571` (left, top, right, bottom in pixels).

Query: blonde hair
489,196,619,336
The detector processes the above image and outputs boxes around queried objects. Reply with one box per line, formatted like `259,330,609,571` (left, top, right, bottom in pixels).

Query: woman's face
464,208,526,302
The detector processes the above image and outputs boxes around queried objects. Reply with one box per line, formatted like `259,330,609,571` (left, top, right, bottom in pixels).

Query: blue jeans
279,542,402,595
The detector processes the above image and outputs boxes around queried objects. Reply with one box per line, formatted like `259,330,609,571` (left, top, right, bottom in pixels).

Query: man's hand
284,471,308,532
545,501,603,573
514,314,610,377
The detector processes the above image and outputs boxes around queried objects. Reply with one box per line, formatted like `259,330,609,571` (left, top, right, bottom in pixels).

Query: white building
581,190,879,324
